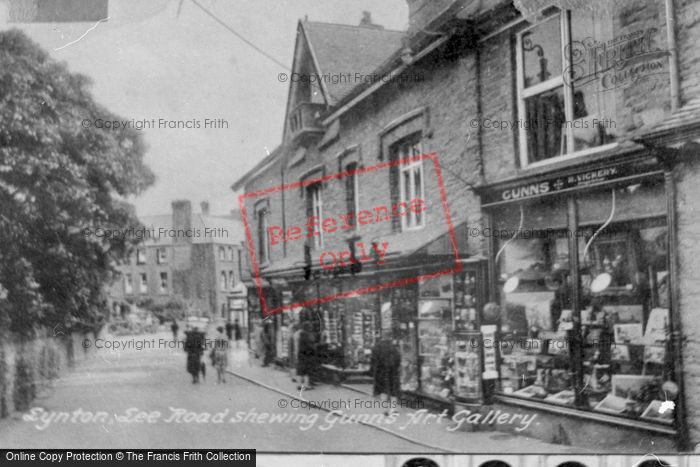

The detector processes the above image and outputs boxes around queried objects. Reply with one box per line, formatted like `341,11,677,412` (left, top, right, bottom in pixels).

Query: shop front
476,154,686,450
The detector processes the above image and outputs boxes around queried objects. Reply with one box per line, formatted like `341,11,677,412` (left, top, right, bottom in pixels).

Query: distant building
110,200,247,323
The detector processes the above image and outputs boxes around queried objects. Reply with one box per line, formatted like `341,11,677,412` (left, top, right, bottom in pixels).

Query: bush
13,356,36,412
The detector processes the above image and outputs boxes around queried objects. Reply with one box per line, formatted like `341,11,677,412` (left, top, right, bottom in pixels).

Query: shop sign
481,163,650,205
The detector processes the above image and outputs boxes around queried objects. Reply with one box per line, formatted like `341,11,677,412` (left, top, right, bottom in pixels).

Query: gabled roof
301,20,406,104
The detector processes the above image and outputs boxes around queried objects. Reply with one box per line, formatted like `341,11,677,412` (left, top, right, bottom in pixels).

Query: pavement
227,347,592,454
0,330,589,454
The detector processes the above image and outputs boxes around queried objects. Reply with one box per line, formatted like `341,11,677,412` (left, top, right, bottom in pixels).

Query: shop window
136,248,146,265
124,274,133,295
305,182,323,249
159,272,168,294
494,197,574,400
139,273,147,294
516,11,624,166
490,178,676,426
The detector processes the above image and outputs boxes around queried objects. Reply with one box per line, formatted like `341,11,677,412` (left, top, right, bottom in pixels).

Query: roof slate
302,21,406,104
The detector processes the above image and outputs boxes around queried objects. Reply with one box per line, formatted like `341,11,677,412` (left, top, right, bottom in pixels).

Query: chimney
200,201,210,216
406,0,454,35
358,11,383,29
171,200,192,243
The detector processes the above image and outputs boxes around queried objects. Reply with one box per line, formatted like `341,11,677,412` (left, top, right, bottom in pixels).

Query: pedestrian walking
233,319,242,349
288,323,301,383
210,326,229,384
225,320,234,342
261,321,275,367
371,337,401,415
184,326,205,384
296,321,316,390
171,319,179,341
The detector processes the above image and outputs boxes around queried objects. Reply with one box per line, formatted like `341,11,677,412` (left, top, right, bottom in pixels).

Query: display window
489,176,677,425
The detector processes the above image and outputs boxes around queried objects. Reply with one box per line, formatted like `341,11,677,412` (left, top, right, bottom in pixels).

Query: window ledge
523,143,620,171
493,394,676,436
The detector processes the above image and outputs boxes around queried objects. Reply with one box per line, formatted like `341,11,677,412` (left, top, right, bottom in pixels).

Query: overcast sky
0,0,408,217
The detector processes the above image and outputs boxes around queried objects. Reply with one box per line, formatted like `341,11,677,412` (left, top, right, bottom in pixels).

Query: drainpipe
666,0,681,110
281,162,287,258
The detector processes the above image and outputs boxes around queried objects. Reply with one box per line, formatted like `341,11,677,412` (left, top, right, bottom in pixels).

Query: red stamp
238,152,461,316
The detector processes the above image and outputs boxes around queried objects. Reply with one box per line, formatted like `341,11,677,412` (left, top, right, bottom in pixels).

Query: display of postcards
611,344,631,361
643,345,666,365
513,385,547,398
418,299,451,319
594,394,630,414
644,308,669,343
613,323,643,344
612,375,656,399
544,390,575,406
640,400,674,424
603,305,643,324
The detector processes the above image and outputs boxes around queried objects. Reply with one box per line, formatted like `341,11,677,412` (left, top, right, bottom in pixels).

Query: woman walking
211,326,229,384
296,321,316,391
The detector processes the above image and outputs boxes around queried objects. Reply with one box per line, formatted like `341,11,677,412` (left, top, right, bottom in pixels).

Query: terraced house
233,0,700,452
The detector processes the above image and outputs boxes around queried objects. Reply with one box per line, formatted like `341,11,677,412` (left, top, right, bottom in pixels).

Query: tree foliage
0,30,155,335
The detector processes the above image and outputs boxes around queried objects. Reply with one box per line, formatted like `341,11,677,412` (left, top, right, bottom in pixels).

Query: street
0,331,437,452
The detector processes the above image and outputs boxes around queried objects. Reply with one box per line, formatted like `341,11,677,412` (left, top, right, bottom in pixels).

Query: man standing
184,327,205,384
233,319,242,349
225,320,234,342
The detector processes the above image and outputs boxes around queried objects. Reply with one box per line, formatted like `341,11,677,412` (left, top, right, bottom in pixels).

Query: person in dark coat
233,319,242,349
171,319,179,341
371,337,401,413
296,321,316,390
261,321,275,367
225,321,234,341
184,327,206,384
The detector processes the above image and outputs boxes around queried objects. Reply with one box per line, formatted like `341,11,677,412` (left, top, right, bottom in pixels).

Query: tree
0,30,155,335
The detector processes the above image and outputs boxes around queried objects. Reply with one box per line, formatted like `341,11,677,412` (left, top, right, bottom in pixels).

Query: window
490,178,675,425
306,182,323,249
237,249,243,278
345,162,360,230
220,271,227,291
139,273,147,294
256,207,270,263
159,272,168,294
516,11,619,166
227,246,234,261
136,248,146,265
218,246,226,261
394,139,424,230
124,274,133,295
229,270,235,289
156,247,167,264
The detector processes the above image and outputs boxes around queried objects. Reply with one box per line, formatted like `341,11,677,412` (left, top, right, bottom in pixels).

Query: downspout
666,0,681,110
281,162,287,258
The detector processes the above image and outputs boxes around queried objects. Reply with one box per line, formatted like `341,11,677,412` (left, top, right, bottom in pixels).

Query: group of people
257,318,401,404
180,319,242,384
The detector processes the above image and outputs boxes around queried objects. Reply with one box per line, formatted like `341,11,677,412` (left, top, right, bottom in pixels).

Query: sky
0,0,408,217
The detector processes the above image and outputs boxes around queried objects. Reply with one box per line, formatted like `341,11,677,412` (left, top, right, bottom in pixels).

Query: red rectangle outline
238,152,462,317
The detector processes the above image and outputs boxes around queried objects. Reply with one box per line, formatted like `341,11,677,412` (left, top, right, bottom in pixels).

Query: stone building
110,200,247,324
233,0,700,452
